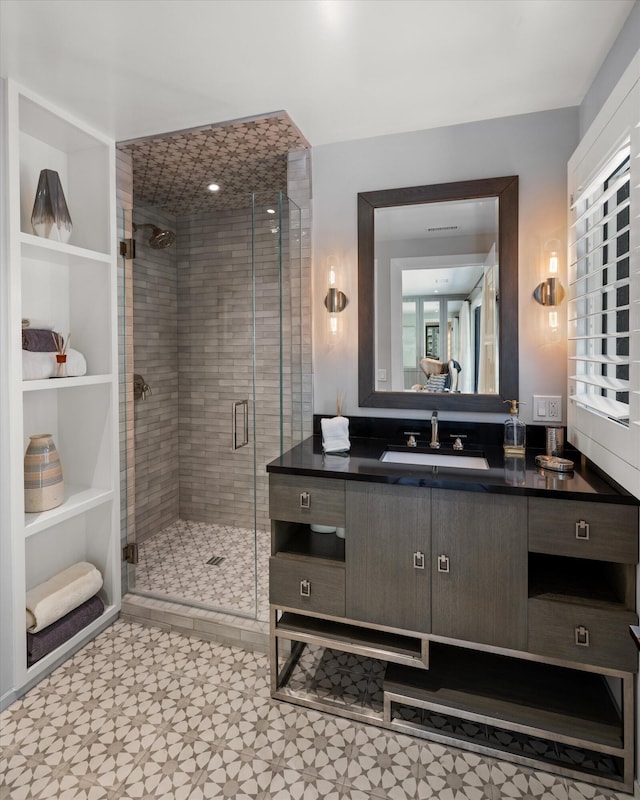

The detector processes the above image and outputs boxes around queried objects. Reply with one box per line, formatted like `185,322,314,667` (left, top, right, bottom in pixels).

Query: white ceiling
0,0,635,146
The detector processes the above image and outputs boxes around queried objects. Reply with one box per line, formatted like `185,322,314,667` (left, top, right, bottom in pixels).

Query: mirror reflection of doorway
425,323,440,359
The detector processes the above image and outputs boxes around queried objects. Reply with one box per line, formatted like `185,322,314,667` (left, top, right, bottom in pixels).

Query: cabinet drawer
528,598,638,672
529,498,638,563
269,474,345,526
269,556,345,617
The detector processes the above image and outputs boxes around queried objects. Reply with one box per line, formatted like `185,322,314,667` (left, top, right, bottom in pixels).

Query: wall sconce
325,259,348,334
533,240,564,331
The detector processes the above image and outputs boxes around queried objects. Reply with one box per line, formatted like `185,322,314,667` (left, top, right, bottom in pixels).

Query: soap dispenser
504,399,526,456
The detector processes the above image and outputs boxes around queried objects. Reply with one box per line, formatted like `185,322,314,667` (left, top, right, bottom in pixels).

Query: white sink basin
380,450,490,470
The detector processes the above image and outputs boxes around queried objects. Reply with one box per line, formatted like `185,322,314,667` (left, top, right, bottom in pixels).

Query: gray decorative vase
31,169,73,243
24,434,64,512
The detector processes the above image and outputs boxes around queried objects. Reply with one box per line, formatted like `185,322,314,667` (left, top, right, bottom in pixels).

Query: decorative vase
24,434,64,512
53,354,67,379
30,169,73,243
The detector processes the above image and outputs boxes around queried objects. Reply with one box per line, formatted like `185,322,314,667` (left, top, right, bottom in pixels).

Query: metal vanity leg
622,671,634,790
270,605,307,693
269,606,280,694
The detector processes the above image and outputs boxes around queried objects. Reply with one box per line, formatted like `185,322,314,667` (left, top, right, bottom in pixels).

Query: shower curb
120,593,269,654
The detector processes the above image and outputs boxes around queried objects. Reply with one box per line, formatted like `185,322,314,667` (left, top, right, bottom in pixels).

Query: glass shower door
119,193,302,622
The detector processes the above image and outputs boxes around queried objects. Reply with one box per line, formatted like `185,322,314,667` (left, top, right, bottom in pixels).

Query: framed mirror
358,176,518,412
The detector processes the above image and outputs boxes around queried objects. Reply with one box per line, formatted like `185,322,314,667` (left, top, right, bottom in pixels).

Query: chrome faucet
430,411,440,449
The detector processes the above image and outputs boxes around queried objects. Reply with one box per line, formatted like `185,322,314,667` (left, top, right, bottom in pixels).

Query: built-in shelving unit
1,81,120,708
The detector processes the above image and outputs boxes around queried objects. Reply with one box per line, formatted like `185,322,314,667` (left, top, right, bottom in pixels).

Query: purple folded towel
26,594,104,666
22,329,63,352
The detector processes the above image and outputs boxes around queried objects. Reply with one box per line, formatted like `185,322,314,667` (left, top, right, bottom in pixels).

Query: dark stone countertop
267,435,638,505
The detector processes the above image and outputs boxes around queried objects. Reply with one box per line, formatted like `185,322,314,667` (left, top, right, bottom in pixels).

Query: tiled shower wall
177,202,294,532
132,208,180,542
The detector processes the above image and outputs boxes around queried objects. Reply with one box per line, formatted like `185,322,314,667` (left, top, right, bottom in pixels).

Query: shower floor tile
133,520,270,620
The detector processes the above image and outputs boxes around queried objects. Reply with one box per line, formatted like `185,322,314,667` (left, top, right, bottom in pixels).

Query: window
569,146,631,422
567,51,639,496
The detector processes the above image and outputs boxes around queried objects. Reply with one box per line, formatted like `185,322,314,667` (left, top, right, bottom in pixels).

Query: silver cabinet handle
299,491,310,509
575,625,590,646
300,579,311,597
437,554,450,573
413,551,425,569
575,520,590,540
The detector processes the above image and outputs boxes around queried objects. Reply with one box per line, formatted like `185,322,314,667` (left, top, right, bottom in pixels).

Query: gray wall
579,0,640,137
311,107,579,424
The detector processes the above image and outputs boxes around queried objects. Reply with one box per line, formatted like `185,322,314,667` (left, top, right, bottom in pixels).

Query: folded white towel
22,348,88,380
22,318,54,330
26,561,103,632
321,416,350,453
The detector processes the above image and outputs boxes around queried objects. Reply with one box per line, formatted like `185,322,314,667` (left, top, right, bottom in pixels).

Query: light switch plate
533,395,563,422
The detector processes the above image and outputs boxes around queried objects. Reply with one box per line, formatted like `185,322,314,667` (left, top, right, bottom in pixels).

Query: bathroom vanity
267,428,639,792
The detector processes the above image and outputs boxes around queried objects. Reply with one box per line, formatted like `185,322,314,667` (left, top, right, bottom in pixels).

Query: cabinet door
346,483,431,633
431,489,527,650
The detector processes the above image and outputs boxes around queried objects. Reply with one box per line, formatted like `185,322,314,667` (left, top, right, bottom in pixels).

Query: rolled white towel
26,561,103,632
321,415,350,453
22,348,88,380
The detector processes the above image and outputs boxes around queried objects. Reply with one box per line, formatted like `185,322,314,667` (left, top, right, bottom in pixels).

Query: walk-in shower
117,115,311,623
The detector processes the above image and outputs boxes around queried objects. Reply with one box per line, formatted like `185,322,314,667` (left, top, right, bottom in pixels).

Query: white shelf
22,374,113,392
20,232,111,263
24,486,114,538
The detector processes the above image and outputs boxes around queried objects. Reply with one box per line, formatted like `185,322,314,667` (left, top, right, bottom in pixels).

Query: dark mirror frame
358,175,519,412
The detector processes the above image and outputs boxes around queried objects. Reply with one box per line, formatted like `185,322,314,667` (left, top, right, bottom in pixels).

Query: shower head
133,222,176,249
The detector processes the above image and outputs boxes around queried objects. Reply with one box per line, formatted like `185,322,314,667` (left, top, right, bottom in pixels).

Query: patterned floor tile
342,724,432,796
115,730,214,799
566,782,631,800
185,747,275,798
282,712,357,781
1,620,629,800
490,760,570,799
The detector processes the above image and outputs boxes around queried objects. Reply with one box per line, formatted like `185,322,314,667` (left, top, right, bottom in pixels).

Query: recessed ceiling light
266,208,276,214
207,183,220,192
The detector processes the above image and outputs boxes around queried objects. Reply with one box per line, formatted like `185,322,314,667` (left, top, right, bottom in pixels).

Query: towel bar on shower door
232,399,249,450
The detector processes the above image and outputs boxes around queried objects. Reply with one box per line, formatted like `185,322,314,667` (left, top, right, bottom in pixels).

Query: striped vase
24,434,64,512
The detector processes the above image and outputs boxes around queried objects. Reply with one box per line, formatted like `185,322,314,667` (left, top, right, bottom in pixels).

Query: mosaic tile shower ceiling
118,113,310,214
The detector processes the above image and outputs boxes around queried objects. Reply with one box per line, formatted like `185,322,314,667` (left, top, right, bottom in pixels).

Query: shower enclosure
119,192,305,622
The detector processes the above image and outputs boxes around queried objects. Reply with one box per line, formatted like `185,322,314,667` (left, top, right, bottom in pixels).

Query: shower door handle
232,400,249,450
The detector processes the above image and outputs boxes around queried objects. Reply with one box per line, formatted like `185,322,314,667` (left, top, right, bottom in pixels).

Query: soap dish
535,454,574,473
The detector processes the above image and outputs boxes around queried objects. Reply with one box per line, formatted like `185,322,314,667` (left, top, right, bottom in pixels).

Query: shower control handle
134,373,152,401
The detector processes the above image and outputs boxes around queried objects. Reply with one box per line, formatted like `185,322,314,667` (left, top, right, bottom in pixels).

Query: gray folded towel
26,594,104,666
22,329,62,352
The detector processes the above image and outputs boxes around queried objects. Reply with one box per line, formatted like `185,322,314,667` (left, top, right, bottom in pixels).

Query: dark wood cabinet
431,489,528,650
346,483,431,633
